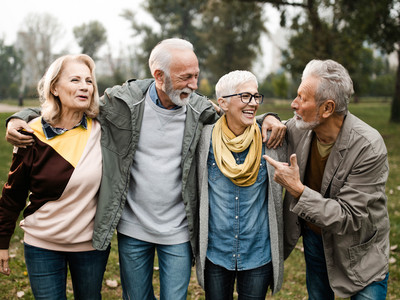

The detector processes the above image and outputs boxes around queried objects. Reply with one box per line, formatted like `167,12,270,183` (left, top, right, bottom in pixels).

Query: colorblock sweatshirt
0,117,102,251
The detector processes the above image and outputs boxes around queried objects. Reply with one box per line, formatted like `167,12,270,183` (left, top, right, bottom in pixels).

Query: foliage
121,0,265,86
241,0,400,122
339,0,400,122
199,0,266,85
0,40,23,100
121,0,204,78
73,21,107,60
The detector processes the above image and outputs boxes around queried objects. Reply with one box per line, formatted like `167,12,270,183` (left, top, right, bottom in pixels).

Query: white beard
163,76,193,106
294,112,320,130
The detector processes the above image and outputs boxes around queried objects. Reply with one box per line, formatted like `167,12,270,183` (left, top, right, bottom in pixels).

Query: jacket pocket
101,112,132,156
329,175,345,196
348,230,388,284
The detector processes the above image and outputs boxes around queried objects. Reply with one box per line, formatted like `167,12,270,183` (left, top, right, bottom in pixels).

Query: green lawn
0,99,399,299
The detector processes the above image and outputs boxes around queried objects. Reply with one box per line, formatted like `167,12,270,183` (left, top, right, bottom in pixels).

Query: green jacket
92,79,220,255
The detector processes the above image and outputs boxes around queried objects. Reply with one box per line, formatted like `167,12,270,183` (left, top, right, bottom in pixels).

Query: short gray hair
215,70,258,100
148,38,194,77
38,54,99,125
302,59,354,115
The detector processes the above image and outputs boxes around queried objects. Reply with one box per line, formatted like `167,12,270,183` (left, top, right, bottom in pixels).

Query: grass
0,98,399,299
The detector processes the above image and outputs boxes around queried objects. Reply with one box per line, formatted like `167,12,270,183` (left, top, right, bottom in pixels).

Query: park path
0,103,23,113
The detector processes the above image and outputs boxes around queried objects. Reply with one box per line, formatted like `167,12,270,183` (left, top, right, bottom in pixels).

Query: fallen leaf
17,291,25,298
106,279,118,288
389,256,396,264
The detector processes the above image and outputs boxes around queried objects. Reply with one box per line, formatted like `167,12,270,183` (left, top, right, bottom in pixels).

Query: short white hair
302,59,354,115
148,38,194,77
215,70,258,100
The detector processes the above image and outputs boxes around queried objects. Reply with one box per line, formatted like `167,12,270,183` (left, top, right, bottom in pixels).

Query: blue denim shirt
207,128,271,271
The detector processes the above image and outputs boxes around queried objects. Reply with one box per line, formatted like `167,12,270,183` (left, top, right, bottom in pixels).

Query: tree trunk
390,46,400,123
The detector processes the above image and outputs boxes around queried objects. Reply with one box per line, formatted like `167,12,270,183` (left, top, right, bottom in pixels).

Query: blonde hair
38,54,100,124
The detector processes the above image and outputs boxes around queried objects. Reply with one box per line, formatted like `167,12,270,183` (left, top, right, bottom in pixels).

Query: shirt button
235,197,238,200
235,216,238,219
235,235,238,239
212,163,215,166
233,254,236,257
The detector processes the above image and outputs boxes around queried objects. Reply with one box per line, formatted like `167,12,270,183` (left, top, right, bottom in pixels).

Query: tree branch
239,0,308,8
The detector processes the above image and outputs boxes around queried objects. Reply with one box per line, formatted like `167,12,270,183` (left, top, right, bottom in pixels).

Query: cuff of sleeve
265,112,281,122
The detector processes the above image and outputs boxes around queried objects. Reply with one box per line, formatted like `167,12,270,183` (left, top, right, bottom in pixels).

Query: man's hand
6,119,34,148
209,99,222,115
262,115,286,148
264,153,305,198
0,249,10,276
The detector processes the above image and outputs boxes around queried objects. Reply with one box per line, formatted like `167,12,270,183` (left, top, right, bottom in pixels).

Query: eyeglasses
222,92,264,104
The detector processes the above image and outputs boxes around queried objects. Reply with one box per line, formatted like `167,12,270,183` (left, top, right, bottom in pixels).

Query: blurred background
0,0,399,123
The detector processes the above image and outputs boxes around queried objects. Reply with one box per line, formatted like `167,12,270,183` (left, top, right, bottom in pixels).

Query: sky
1,0,151,56
0,0,282,76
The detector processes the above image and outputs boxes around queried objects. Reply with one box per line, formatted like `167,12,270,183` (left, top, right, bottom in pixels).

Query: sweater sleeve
5,107,42,127
0,146,32,249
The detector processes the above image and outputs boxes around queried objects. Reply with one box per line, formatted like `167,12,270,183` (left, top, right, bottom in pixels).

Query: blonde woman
0,54,109,299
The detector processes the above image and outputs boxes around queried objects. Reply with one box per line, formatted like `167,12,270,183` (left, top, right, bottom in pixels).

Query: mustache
294,112,302,119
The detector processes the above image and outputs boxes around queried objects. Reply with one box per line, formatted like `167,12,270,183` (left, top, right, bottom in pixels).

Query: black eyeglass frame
221,92,264,104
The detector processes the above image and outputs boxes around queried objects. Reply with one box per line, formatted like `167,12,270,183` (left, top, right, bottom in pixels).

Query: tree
340,0,400,122
122,0,265,86
242,0,400,122
121,0,204,77
199,0,266,85
73,21,107,60
0,39,23,100
17,13,64,85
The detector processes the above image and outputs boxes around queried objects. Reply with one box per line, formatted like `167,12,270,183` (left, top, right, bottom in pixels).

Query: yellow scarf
212,115,262,186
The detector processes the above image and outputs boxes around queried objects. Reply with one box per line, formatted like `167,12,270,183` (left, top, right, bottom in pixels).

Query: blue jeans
24,243,110,300
303,226,388,300
117,233,192,300
204,258,273,300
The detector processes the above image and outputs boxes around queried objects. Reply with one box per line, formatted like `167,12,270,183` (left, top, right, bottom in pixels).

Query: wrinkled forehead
169,50,199,74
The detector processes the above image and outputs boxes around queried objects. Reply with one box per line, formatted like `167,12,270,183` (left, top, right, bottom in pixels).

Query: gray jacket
283,113,390,298
195,124,287,294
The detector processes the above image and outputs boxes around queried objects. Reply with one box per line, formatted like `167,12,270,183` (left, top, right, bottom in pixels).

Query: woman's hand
0,249,11,276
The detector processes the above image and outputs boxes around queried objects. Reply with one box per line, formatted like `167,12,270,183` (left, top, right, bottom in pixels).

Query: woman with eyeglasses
195,70,287,299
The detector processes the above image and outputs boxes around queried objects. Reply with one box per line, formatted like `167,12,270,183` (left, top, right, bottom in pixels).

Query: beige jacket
283,112,390,298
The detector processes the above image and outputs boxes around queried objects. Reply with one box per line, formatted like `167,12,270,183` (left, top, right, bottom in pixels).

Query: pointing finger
263,155,279,168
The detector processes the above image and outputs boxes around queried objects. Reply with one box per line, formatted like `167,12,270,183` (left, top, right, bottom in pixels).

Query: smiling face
52,60,94,115
219,80,259,136
291,76,322,130
157,49,199,108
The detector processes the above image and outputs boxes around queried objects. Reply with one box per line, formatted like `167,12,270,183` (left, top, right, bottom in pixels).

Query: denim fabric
207,137,271,271
303,226,388,300
204,258,273,300
24,243,110,300
117,233,192,300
